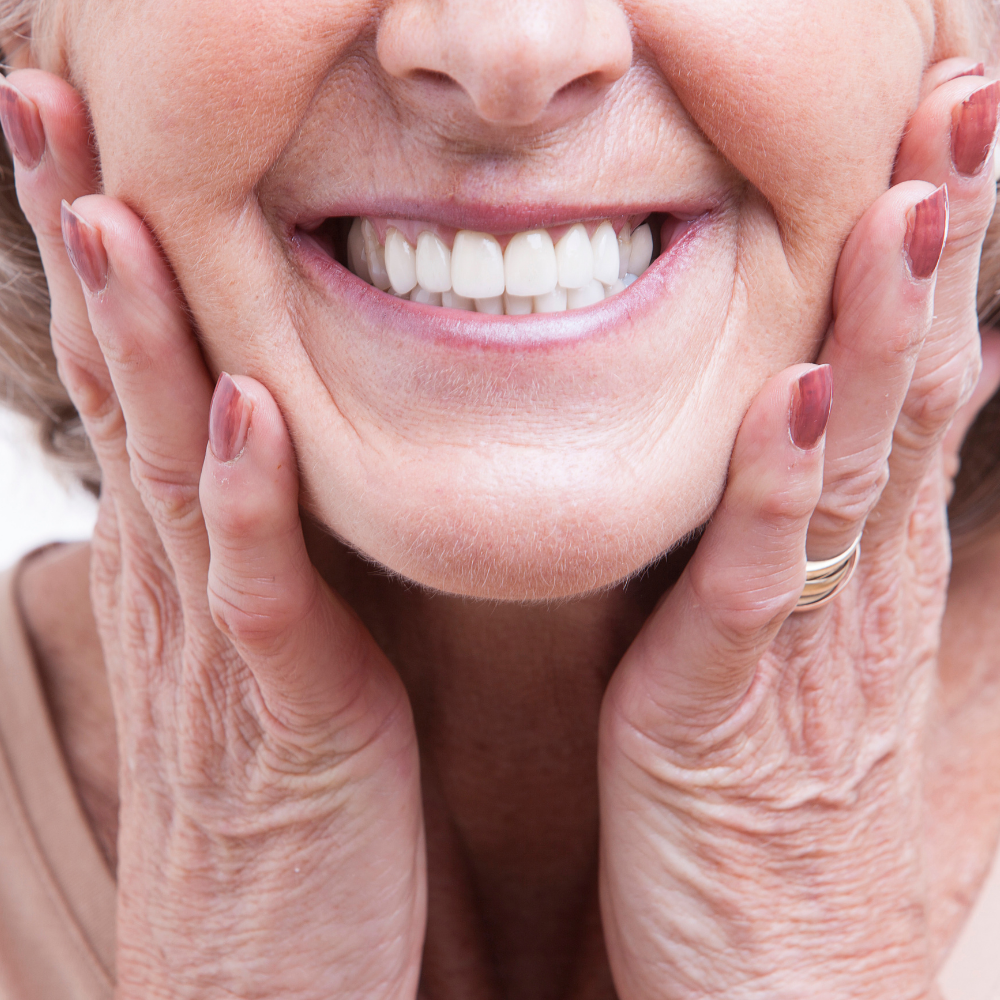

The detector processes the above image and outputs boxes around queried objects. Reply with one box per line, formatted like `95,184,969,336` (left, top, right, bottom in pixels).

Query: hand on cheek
598,64,996,1000
2,70,426,1000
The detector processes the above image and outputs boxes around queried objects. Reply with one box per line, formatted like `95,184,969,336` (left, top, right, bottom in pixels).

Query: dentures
344,217,662,314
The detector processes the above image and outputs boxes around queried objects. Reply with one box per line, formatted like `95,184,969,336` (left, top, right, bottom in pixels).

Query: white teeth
617,223,632,280
442,289,475,311
628,223,653,277
590,221,620,285
555,223,594,289
452,230,505,299
385,227,418,295
347,216,659,313
475,295,504,314
416,231,452,293
566,278,605,310
363,219,392,290
504,230,558,297
503,292,533,315
533,286,568,313
347,218,371,283
410,285,442,305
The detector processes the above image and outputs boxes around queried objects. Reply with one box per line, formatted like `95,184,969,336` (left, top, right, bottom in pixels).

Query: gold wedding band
793,534,862,612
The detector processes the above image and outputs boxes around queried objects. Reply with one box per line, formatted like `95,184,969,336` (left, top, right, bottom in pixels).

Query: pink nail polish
942,62,986,85
790,365,833,451
904,185,949,281
0,77,44,169
209,373,252,462
61,201,108,293
952,80,1000,177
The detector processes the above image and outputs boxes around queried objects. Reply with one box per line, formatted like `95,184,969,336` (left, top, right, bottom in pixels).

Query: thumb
606,364,830,739
199,373,405,740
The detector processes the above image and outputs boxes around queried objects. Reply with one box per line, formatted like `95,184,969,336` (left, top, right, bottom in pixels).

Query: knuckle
688,558,799,646
119,558,180,670
903,348,982,436
52,335,116,421
754,483,818,528
206,574,311,655
208,595,274,651
816,452,890,529
127,442,203,526
204,487,270,543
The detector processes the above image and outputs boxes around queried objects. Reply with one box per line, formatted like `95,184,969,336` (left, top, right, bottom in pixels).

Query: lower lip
291,214,712,352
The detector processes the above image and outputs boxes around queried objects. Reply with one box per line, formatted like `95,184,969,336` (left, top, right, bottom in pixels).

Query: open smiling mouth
306,213,692,315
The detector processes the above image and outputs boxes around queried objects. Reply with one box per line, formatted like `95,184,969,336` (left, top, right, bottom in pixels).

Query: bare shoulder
927,530,1000,963
16,542,118,870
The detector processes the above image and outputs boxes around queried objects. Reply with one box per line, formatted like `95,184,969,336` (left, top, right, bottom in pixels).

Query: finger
942,327,1000,490
0,73,168,584
804,182,946,560
894,78,996,343
61,196,215,604
0,71,100,372
200,374,405,736
606,364,830,735
0,75,169,574
918,57,985,103
873,79,1000,536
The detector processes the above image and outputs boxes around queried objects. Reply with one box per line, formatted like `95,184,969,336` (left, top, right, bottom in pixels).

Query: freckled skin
64,0,971,599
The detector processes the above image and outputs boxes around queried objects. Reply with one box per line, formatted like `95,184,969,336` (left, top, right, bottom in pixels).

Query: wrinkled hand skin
3,70,426,1000
598,62,997,1000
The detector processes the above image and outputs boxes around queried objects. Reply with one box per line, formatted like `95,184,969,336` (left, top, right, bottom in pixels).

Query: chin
302,435,728,602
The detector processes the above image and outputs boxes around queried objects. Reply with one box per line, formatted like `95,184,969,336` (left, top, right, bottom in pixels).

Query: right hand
1,69,426,1000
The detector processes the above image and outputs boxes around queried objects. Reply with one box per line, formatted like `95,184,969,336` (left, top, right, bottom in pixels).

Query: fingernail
904,185,949,281
61,201,108,293
0,77,44,169
210,373,252,463
790,365,833,451
943,62,985,84
952,80,1000,176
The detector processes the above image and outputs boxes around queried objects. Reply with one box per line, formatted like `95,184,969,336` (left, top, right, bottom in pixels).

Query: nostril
555,72,603,100
409,68,460,89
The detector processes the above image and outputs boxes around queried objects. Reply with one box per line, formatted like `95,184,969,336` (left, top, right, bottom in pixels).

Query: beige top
0,561,995,998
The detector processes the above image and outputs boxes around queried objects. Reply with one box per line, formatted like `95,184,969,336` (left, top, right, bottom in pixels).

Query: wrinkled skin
3,0,1000,998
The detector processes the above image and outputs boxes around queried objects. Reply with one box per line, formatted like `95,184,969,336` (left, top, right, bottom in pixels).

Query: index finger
62,195,215,601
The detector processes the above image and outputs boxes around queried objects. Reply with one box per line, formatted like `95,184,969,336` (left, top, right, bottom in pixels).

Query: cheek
77,0,367,207
634,0,928,251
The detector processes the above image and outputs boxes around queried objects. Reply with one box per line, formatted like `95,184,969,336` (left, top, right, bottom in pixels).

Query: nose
377,0,633,127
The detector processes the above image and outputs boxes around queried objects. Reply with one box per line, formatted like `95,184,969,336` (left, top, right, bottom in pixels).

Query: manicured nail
904,185,949,281
952,80,1000,176
943,62,985,85
209,373,252,463
0,77,44,169
61,201,108,293
790,365,833,451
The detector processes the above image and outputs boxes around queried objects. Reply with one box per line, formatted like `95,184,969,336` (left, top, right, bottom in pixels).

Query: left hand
598,62,998,1000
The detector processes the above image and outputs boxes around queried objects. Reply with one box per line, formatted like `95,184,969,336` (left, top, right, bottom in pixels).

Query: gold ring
793,534,862,612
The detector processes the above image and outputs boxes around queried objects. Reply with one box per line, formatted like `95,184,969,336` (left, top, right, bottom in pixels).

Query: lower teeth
336,216,664,314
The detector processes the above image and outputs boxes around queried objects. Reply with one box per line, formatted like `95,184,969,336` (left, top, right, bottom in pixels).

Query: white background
0,408,98,572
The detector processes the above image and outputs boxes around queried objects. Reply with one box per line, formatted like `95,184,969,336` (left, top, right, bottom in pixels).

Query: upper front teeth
345,216,655,314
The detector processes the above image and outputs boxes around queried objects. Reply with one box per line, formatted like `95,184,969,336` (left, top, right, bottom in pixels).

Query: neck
303,517,677,1000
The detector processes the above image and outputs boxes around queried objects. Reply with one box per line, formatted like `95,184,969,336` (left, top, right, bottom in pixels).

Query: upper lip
288,198,720,236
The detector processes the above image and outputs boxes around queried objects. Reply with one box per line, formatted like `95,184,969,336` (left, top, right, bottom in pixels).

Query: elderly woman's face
69,0,961,598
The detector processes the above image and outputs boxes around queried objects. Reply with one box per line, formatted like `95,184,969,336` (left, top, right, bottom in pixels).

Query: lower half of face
171,191,827,600
80,0,951,600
